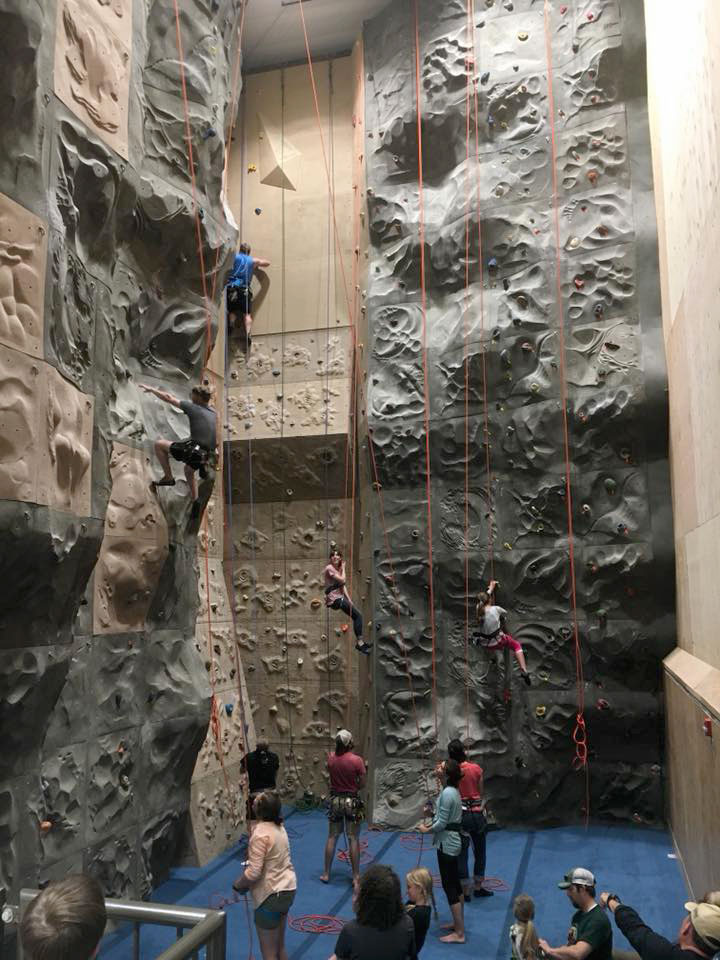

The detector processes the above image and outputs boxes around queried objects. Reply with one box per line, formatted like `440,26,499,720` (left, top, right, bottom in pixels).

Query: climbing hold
503,541,512,550
594,303,604,317
597,698,610,710
40,820,53,833
481,71,490,84
587,169,598,184
488,115,495,127
225,702,234,716
574,276,585,290
247,163,257,172
202,127,217,140
587,11,595,20
521,341,532,352
310,598,322,611
535,705,546,718
487,256,498,271
560,4,568,12
341,624,349,633
518,31,528,41
604,478,616,495
254,207,262,215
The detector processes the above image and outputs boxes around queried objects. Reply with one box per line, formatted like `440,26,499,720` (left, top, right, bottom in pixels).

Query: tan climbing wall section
53,0,131,160
223,51,368,801
645,0,720,897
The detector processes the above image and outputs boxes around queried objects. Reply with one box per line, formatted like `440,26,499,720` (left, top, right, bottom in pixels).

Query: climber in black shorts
140,382,217,518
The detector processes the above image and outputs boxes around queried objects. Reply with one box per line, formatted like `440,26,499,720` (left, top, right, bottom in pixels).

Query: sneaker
474,887,494,898
355,641,373,656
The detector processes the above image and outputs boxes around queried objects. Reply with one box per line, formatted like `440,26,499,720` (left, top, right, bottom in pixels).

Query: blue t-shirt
228,252,254,288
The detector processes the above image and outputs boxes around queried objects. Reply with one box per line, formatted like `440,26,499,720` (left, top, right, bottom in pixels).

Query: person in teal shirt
418,759,465,944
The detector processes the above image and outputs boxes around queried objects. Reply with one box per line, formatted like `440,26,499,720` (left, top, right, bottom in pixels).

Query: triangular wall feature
257,113,298,192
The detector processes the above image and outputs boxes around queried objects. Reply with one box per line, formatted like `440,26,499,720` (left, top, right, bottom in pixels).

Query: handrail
16,889,226,960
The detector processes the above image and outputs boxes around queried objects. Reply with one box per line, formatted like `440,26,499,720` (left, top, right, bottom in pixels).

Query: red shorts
486,631,522,654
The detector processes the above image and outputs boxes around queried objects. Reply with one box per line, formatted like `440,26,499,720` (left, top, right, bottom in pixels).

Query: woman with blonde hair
406,867,436,955
510,893,540,960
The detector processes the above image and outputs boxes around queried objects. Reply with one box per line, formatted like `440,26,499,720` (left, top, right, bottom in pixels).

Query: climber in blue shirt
225,242,270,351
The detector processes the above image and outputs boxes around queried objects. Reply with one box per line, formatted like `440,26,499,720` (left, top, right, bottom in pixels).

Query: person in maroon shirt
321,729,367,886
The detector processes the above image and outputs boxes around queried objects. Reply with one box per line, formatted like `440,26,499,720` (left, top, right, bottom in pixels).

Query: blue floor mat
102,811,687,960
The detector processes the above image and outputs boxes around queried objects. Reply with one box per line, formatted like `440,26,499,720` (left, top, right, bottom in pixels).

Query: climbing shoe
355,641,373,656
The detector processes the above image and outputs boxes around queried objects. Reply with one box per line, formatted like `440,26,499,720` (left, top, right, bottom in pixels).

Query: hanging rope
542,0,589,820
412,0,440,748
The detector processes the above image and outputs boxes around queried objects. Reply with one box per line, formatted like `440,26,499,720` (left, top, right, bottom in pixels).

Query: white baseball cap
558,868,596,889
336,729,353,746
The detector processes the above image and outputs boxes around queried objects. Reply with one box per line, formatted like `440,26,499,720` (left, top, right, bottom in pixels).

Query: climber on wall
473,580,531,686
323,548,372,656
140,382,217,520
225,241,270,352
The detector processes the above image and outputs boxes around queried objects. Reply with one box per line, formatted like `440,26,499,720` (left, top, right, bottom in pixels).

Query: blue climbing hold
202,127,218,140
488,257,498,270
255,207,262,215
225,702,234,716
481,71,490,84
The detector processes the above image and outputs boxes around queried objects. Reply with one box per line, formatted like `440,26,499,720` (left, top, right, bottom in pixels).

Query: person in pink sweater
233,791,297,960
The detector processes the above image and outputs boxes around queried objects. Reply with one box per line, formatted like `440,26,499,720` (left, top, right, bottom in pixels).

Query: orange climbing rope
297,1,366,722
296,2,361,601
462,0,474,742
412,0,440,747
542,0,589,820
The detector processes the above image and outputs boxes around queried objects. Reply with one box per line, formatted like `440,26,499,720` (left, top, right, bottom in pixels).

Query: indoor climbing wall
0,0,250,905
225,52,370,800
363,0,674,826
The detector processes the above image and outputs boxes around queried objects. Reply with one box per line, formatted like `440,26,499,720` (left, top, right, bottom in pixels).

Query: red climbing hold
587,11,595,21
574,277,585,290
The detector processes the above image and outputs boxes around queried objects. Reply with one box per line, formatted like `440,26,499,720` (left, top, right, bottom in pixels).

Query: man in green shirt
539,868,613,960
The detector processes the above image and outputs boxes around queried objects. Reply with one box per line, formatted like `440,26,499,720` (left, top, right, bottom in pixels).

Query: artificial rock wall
364,0,674,826
224,52,371,800
0,0,250,904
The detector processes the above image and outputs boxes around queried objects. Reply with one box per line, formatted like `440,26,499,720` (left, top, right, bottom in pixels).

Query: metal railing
16,889,226,960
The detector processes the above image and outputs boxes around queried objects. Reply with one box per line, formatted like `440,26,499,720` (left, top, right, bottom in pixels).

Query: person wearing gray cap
320,729,367,887
539,868,612,960
598,890,720,960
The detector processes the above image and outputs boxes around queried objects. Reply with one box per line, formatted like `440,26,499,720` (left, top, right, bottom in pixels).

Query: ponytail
520,919,540,960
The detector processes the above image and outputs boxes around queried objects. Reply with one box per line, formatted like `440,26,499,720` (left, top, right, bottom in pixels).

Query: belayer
473,580,531,686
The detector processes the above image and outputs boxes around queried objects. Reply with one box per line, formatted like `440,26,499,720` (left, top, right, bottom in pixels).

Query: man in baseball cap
599,889,720,960
539,867,612,960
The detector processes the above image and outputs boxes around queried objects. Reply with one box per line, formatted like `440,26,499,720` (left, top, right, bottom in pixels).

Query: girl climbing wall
473,581,531,686
323,549,372,656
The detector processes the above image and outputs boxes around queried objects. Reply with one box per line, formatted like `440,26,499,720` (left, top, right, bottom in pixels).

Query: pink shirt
328,751,365,794
459,761,484,807
243,822,297,908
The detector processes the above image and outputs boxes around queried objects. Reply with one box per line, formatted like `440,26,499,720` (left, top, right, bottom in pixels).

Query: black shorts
170,439,212,473
227,285,252,314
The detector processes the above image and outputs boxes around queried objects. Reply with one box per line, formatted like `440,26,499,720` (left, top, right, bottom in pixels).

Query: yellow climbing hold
503,541,513,550
248,163,257,173
535,705,546,718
